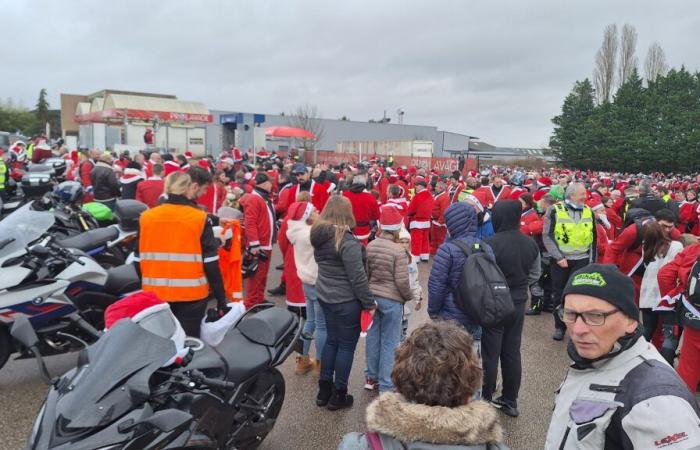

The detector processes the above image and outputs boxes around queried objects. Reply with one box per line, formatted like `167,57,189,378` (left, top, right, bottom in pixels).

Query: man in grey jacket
545,264,700,450
542,182,596,341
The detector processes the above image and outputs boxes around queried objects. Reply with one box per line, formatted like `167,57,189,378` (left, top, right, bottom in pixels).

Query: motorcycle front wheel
227,368,285,450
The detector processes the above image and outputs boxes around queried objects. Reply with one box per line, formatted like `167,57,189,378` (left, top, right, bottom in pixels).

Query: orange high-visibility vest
218,220,243,302
139,203,210,301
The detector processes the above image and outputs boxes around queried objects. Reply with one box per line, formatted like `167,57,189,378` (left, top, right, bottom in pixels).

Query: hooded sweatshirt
485,200,541,302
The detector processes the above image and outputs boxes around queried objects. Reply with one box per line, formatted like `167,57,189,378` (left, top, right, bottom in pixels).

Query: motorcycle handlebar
188,369,237,390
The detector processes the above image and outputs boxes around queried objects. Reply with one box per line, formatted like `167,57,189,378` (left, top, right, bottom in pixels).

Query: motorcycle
16,303,300,449
0,203,141,371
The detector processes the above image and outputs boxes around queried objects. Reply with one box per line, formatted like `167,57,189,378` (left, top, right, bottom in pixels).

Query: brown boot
313,358,321,375
295,355,313,375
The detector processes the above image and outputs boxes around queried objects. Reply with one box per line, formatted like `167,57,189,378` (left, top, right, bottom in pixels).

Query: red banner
75,108,213,124
304,151,476,175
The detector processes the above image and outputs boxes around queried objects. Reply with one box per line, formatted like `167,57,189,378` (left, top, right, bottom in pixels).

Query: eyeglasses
557,307,620,326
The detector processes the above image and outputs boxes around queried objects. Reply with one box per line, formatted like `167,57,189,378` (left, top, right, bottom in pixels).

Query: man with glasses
545,264,700,449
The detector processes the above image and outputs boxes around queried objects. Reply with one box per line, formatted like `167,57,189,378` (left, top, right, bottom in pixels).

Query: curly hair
391,321,482,407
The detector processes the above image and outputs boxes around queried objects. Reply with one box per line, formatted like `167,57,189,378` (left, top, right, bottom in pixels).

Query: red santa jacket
385,197,409,216
677,200,699,235
602,223,646,278
431,191,450,225
280,181,329,214
377,176,390,204
658,242,700,310
242,188,276,250
136,177,165,208
447,182,464,204
406,189,435,229
197,182,226,214
343,187,380,240
275,183,293,216
164,160,181,177
596,222,609,261
277,215,305,306
476,185,512,209
519,208,543,237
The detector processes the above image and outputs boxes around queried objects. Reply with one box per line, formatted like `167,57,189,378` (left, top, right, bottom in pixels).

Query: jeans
550,257,590,331
365,297,404,392
482,301,526,404
302,284,326,359
319,300,361,390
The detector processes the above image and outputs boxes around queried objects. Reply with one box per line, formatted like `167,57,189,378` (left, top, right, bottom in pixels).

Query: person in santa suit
447,171,464,204
678,189,699,235
385,184,409,217
241,172,277,310
343,175,380,244
197,169,227,214
430,181,450,254
278,163,330,214
163,157,181,177
405,180,435,262
119,162,145,200
375,167,390,204
475,174,512,210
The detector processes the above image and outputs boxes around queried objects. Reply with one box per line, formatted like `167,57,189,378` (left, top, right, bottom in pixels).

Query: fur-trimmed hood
366,393,503,446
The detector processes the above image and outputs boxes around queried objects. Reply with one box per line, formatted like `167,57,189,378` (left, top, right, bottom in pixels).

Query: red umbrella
265,126,316,140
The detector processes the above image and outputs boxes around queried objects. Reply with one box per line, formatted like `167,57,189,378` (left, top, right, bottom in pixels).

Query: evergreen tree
550,79,596,167
34,88,50,134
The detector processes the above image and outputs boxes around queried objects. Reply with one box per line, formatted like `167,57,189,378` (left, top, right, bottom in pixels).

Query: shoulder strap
451,239,476,257
366,432,384,450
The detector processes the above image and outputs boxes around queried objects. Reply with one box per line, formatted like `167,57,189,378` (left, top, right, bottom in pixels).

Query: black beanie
255,172,270,184
562,264,639,320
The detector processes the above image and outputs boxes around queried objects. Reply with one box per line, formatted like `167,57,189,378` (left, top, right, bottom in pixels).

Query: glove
217,300,231,317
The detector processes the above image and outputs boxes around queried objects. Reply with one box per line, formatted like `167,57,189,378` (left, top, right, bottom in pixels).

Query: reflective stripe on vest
142,276,207,287
0,161,6,190
553,203,593,254
139,203,210,302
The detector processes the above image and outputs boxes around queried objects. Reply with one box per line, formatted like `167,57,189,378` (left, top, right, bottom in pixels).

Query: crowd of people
6,141,700,448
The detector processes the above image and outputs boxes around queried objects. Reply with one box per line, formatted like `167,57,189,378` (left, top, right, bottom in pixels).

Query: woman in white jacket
286,201,325,373
639,221,682,342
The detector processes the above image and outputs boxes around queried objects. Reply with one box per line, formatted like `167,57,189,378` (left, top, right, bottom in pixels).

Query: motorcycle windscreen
0,201,55,259
54,319,176,429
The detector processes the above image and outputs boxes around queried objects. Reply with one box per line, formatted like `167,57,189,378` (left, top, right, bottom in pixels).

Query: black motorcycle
14,303,300,450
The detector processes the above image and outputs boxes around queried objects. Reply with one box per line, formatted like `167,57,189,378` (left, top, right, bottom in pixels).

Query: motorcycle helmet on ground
53,181,84,205
82,201,114,222
241,248,259,279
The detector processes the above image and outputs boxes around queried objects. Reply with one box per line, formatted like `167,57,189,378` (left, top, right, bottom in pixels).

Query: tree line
0,88,59,138
550,24,700,173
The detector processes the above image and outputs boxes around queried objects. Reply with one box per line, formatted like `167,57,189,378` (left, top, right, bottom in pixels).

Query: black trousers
170,299,209,338
482,302,526,403
550,257,590,331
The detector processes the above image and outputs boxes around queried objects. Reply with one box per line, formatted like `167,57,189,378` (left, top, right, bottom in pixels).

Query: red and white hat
379,204,404,231
184,151,194,159
287,201,315,221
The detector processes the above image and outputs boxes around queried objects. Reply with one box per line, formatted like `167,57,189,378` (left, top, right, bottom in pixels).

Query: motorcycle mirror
30,245,51,258
11,317,54,385
10,316,39,348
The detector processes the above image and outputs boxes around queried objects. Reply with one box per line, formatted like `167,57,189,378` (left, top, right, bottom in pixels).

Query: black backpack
451,240,514,328
683,255,700,330
623,207,654,249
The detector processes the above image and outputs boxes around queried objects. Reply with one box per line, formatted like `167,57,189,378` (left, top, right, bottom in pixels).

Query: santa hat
538,176,552,187
288,201,315,222
462,193,485,212
587,198,604,211
388,174,398,183
379,204,403,231
533,190,548,201
184,151,194,159
164,160,181,176
408,166,417,175
198,159,210,169
398,224,410,241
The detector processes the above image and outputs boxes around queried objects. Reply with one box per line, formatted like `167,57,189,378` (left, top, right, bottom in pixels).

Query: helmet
53,181,84,205
241,248,259,279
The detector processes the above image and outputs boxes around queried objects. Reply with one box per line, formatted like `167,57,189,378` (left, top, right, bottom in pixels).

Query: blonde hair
296,191,311,202
679,233,699,248
165,171,191,196
312,195,356,250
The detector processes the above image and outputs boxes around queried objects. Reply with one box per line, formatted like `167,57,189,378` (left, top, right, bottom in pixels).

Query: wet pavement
0,248,573,450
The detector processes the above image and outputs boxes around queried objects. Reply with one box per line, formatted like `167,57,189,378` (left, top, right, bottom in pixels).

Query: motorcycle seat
104,264,141,295
57,227,119,251
215,328,271,383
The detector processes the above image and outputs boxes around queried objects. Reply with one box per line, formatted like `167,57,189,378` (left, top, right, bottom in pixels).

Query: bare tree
593,24,618,104
617,24,638,87
288,104,325,164
644,42,669,83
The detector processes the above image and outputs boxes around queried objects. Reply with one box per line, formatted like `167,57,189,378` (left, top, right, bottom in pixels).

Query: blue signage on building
220,113,244,124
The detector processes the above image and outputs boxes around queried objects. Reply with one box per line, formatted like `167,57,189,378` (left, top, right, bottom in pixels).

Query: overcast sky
2,1,699,147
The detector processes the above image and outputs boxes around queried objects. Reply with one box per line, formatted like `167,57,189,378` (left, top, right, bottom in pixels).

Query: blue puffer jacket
428,202,495,339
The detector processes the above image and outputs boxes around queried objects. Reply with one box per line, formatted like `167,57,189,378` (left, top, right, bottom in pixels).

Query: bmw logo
32,297,44,305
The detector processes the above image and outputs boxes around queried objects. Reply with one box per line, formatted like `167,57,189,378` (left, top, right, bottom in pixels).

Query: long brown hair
643,221,671,265
311,195,356,251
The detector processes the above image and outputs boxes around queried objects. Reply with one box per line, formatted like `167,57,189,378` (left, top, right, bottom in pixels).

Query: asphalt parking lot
0,249,572,450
